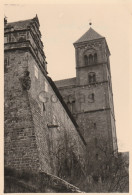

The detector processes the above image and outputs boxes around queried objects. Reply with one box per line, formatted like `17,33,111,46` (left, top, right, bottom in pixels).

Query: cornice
4,41,48,75
76,62,107,69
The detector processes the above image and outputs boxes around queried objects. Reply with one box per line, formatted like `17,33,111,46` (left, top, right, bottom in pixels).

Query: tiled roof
74,27,104,44
5,19,32,30
55,77,76,88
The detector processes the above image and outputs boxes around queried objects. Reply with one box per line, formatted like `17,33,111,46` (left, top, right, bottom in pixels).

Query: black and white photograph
2,0,131,193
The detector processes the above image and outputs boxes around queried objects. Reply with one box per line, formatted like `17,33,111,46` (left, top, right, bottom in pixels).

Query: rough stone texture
4,167,83,193
4,16,118,191
4,16,86,186
4,50,40,171
27,51,86,176
55,31,118,168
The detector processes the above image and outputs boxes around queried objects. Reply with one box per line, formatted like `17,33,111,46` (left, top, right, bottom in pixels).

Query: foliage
84,139,129,192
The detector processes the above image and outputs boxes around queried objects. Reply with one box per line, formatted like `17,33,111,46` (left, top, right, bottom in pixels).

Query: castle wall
27,52,86,177
4,17,118,190
4,47,86,180
4,50,40,171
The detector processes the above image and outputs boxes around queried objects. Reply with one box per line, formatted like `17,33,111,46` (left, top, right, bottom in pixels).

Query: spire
4,16,7,25
74,27,104,44
33,14,40,27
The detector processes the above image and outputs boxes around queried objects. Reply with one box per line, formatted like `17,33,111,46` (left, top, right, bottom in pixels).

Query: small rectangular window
4,36,8,43
72,101,76,113
34,65,38,79
94,123,96,129
18,35,26,42
88,72,96,84
40,102,45,115
45,81,48,92
88,93,95,103
43,103,45,111
91,93,94,100
18,32,26,42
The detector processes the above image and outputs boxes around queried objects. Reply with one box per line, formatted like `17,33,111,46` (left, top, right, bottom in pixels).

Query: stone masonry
55,27,118,170
4,16,87,186
4,15,118,190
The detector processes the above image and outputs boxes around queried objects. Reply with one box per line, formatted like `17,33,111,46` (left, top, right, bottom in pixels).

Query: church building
55,26,118,163
4,15,118,192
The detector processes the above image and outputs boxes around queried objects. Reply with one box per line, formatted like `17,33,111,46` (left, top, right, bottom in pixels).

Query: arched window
88,93,95,103
84,55,88,65
94,53,97,63
72,101,76,113
89,54,93,64
88,72,96,84
67,101,76,113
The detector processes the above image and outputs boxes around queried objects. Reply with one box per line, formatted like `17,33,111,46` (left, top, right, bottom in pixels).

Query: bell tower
74,27,110,86
73,27,118,156
55,26,118,164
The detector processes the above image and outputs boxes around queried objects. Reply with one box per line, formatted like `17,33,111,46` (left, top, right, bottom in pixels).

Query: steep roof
4,15,39,30
74,27,104,44
5,19,32,30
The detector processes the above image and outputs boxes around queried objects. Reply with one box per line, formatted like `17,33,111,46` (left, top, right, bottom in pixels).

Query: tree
84,138,129,192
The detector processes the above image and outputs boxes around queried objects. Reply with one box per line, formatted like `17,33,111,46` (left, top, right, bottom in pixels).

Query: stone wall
4,167,83,193
4,48,86,182
27,51,86,178
55,77,76,88
4,50,40,171
55,36,118,157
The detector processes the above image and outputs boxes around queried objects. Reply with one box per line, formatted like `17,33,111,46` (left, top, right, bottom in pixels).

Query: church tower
55,27,118,163
73,27,118,157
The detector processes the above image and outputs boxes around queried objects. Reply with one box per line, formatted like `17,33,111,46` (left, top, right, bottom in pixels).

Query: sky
4,1,131,152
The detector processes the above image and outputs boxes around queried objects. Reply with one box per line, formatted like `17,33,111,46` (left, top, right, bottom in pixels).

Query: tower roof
4,15,40,30
74,27,104,44
5,19,32,30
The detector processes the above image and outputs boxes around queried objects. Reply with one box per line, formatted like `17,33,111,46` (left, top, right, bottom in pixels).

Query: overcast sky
4,1,131,152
